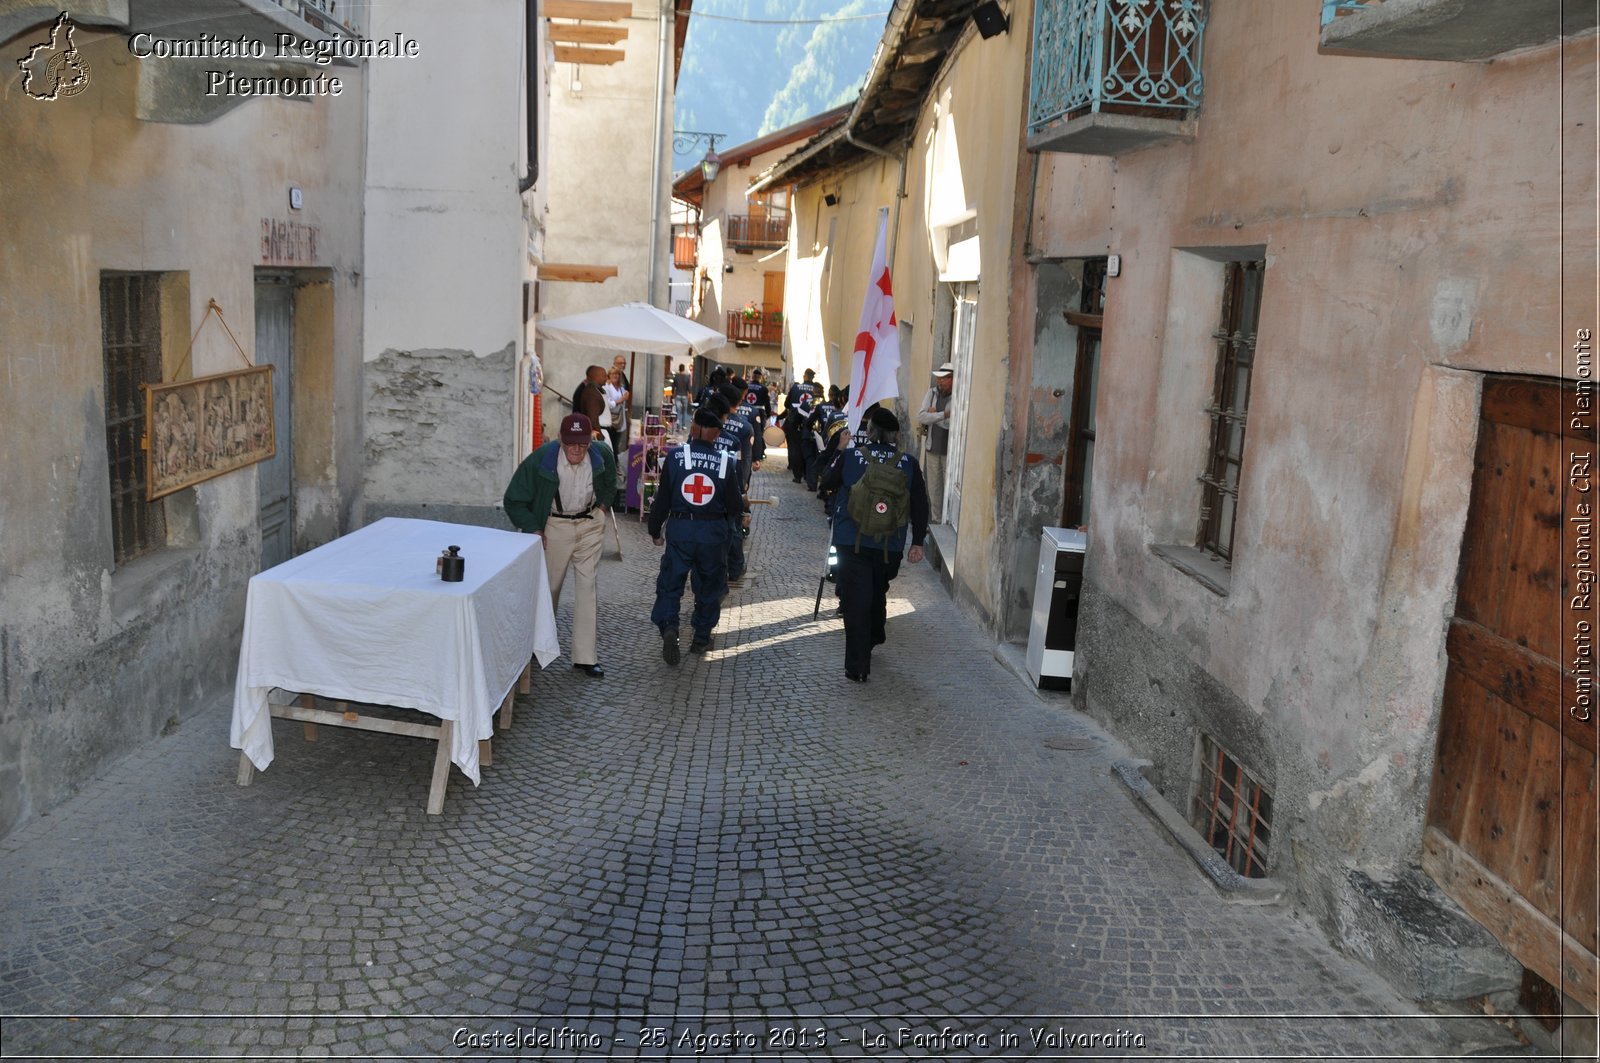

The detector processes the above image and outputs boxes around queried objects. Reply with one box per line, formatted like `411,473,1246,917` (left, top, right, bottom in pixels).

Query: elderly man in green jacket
504,413,618,678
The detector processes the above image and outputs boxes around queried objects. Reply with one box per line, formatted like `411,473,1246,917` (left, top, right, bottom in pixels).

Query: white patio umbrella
535,301,726,357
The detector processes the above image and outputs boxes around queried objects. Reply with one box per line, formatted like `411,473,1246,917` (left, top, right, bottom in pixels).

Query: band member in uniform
782,368,819,482
649,408,746,664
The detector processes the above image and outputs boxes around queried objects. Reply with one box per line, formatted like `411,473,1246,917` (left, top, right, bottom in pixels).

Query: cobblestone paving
0,454,1532,1060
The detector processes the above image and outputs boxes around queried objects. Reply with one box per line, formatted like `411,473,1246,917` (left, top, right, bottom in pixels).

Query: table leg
300,693,318,742
518,661,532,695
499,687,515,731
426,719,454,815
479,738,492,767
236,751,255,787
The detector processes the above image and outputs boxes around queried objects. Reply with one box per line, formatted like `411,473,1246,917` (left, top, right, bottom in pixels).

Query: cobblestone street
0,457,1529,1060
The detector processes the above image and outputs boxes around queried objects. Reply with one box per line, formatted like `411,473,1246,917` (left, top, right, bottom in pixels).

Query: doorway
1425,374,1597,1004
254,273,294,570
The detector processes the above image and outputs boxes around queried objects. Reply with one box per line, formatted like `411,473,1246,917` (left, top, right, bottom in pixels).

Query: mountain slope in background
674,0,885,177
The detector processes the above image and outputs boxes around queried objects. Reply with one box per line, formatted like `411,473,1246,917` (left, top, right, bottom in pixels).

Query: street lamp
673,130,725,183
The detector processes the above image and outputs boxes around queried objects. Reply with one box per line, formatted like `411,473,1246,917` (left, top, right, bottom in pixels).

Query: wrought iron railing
276,0,364,35
726,310,783,345
1320,0,1375,26
1029,0,1208,133
725,214,787,250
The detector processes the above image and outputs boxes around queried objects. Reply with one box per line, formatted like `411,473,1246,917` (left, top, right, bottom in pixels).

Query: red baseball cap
560,414,592,444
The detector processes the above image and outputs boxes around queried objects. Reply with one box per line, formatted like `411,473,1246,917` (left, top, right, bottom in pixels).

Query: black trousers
835,547,901,677
784,420,807,479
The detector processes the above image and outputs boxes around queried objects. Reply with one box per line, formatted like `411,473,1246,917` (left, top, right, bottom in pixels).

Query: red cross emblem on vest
874,501,889,514
681,472,716,506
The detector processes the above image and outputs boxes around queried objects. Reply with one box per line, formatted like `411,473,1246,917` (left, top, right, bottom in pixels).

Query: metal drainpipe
645,0,673,411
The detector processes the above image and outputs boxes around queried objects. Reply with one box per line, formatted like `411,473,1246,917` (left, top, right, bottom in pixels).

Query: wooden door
762,271,784,316
1426,375,1597,1004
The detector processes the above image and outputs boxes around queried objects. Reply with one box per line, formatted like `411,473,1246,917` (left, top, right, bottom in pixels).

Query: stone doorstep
1112,759,1290,906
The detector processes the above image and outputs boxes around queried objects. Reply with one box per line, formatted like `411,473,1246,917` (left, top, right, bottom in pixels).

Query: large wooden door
1426,375,1597,1004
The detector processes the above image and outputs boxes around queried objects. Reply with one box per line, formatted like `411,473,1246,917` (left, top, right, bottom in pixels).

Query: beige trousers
540,514,605,666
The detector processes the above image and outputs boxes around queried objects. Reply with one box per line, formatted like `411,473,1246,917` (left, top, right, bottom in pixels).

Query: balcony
672,225,698,270
725,214,788,252
726,310,783,346
1028,0,1208,156
1320,0,1596,62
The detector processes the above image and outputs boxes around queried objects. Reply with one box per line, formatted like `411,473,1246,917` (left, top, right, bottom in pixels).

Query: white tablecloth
230,517,560,785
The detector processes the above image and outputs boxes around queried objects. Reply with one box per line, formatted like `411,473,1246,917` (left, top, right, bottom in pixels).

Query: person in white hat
916,362,955,523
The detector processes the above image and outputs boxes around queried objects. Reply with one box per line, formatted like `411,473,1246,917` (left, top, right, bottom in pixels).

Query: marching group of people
504,357,953,684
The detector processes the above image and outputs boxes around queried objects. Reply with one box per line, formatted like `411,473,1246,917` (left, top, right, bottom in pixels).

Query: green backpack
847,448,910,552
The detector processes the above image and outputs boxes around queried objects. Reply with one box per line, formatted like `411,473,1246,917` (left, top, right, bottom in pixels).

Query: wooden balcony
726,310,783,345
672,227,697,270
725,214,787,252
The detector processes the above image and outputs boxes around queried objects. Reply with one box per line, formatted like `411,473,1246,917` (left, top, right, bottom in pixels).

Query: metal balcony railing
726,311,783,345
275,0,364,36
725,214,787,251
1029,0,1208,135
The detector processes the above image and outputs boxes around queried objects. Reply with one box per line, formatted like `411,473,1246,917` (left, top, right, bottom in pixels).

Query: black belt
550,509,593,520
669,511,726,521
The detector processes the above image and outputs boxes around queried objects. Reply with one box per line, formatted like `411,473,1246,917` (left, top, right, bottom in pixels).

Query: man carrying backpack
819,406,930,683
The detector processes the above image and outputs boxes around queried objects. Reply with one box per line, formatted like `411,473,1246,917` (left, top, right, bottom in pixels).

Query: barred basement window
1197,259,1264,564
1191,734,1273,878
101,272,166,566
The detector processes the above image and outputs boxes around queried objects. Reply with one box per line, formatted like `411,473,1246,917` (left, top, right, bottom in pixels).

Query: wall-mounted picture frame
144,365,276,500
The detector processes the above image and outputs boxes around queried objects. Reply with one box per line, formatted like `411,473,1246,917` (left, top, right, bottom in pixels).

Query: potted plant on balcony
740,301,760,322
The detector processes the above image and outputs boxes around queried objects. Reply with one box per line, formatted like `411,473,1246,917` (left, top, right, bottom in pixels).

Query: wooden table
230,518,561,813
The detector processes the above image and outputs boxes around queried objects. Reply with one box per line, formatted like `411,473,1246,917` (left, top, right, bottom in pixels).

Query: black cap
868,406,900,434
693,408,722,429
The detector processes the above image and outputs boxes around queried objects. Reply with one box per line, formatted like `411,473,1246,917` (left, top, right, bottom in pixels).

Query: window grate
1192,734,1273,878
101,273,165,566
1198,259,1264,564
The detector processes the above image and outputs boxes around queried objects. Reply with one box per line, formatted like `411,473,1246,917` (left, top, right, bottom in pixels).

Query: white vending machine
1025,527,1087,689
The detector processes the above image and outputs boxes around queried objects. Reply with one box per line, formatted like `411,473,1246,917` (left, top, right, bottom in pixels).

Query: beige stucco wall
691,147,798,365
784,156,899,393
783,17,1032,629
891,17,1033,624
0,20,365,837
540,1,672,424
360,0,528,520
1029,0,1595,897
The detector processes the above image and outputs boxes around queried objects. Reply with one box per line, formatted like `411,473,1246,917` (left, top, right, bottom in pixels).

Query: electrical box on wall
1106,253,1120,277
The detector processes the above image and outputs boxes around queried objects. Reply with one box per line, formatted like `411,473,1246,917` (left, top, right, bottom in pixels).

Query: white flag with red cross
845,209,901,440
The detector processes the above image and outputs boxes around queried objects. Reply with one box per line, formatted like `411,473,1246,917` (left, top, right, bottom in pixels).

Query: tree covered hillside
673,1,886,176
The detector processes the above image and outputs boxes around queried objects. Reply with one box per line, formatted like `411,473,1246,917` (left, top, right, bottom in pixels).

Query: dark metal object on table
440,545,465,582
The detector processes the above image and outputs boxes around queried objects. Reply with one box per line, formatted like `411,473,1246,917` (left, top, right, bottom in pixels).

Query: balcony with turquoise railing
1028,0,1208,156
1320,0,1595,61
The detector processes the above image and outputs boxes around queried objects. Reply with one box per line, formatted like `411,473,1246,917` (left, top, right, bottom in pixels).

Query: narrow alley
0,458,1527,1060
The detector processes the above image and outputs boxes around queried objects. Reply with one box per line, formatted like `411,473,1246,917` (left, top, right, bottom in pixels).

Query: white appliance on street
1025,526,1088,689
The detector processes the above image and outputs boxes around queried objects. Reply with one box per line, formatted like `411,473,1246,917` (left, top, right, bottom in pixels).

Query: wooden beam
545,0,632,21
541,263,618,283
553,44,626,65
548,23,629,45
